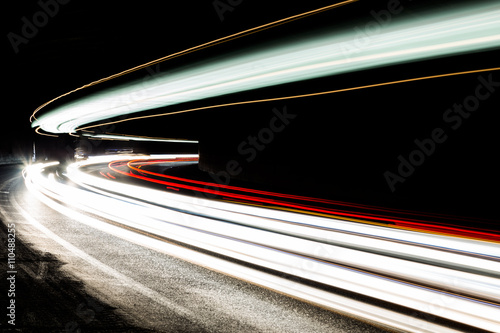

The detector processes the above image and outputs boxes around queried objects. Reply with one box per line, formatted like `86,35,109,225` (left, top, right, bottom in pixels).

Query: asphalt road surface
0,164,388,332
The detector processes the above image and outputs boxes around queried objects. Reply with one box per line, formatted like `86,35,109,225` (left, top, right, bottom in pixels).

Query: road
0,163,390,332
2,157,500,332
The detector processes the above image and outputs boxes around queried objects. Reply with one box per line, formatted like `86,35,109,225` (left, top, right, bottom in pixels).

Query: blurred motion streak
29,0,357,130
116,159,500,242
23,157,500,332
31,3,500,135
77,66,500,134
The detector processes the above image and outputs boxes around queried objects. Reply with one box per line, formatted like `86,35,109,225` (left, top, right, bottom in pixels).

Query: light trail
29,0,357,129
23,157,500,332
78,66,500,138
111,158,500,242
80,132,199,143
32,3,500,135
35,126,58,138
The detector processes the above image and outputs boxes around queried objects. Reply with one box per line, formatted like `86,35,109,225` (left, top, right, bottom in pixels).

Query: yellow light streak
35,126,59,137
30,0,357,123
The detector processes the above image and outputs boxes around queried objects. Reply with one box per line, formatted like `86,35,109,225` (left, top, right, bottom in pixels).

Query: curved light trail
80,132,198,143
23,157,500,332
76,66,500,133
29,0,357,133
32,2,500,135
110,158,500,242
23,1,500,330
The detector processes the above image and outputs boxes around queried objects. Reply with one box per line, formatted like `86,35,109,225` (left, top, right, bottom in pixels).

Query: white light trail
32,3,500,134
23,158,500,332
81,133,198,143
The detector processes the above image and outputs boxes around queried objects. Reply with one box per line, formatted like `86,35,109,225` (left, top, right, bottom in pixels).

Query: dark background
4,0,500,222
5,0,479,143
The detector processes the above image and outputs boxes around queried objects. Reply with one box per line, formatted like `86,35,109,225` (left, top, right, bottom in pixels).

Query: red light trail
106,158,500,243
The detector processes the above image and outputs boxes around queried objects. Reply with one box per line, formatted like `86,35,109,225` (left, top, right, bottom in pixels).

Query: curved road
2,157,500,332
1,164,388,332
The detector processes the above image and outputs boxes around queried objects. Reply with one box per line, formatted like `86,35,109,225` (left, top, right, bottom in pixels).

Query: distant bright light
32,3,500,134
